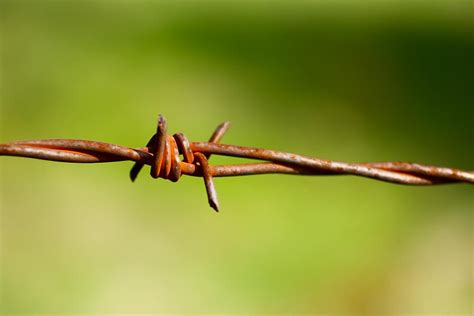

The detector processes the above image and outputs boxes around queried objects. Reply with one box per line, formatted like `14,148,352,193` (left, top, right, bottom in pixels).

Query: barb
1,115,473,211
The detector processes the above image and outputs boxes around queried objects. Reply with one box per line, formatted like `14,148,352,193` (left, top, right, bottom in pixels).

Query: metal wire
1,115,473,211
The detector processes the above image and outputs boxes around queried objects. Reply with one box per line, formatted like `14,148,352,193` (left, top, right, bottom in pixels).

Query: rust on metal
1,115,473,211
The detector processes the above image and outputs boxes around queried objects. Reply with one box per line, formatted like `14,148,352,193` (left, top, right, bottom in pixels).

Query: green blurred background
1,0,473,314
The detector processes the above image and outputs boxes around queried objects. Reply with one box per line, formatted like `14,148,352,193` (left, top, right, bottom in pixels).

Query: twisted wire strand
1,115,473,211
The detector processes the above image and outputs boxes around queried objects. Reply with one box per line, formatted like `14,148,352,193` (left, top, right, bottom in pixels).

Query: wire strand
1,115,472,211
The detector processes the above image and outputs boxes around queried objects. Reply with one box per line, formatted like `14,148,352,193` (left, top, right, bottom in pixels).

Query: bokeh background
1,0,473,314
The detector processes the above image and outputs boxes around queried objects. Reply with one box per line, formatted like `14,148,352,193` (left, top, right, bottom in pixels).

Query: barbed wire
1,115,473,211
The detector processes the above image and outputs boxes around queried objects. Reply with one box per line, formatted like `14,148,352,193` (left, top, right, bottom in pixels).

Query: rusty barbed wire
1,115,473,211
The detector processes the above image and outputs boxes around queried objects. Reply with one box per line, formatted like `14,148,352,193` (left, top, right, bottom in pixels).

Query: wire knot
129,115,226,211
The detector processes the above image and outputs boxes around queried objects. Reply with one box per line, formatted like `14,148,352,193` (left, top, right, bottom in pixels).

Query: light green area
0,1,473,314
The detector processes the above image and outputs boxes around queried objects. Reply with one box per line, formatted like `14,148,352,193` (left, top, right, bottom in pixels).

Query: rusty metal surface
1,115,473,211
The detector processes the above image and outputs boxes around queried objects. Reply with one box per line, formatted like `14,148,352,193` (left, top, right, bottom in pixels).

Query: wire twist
1,115,472,211
127,115,225,210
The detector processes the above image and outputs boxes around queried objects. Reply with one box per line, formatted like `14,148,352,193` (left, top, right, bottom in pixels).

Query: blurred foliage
0,0,473,314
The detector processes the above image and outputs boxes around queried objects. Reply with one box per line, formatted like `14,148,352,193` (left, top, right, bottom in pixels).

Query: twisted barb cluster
1,115,473,211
